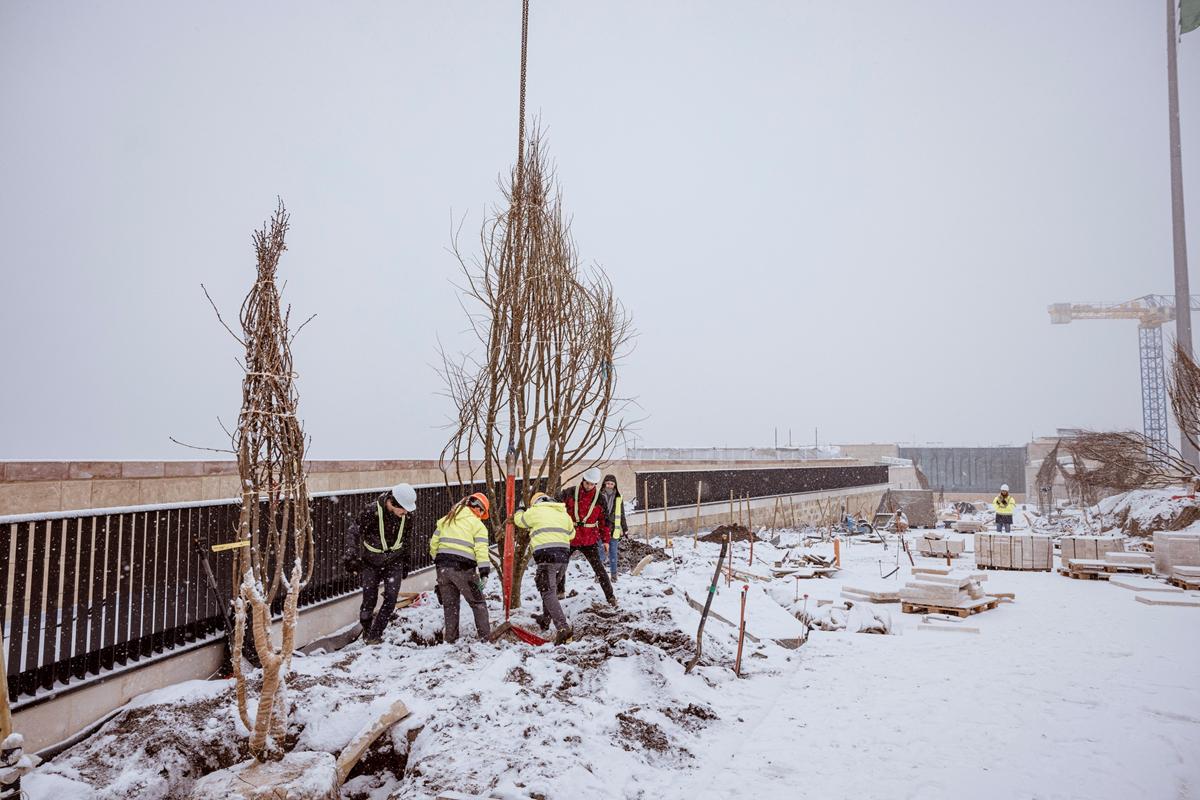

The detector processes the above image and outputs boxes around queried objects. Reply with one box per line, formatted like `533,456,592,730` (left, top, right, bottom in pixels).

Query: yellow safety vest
611,496,624,540
513,503,574,553
430,508,490,566
363,504,406,554
573,484,600,528
993,495,1017,515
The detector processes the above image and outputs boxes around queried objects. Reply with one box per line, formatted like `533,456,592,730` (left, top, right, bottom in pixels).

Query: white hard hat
389,483,417,511
1000,484,1009,492
583,467,603,484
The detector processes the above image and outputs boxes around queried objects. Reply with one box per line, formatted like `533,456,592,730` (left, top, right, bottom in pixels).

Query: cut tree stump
190,751,339,800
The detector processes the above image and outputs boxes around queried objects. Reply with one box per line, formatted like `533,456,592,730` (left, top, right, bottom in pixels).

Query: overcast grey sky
1,1,1197,460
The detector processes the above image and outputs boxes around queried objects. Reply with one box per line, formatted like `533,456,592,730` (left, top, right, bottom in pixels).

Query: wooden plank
631,555,655,576
334,699,411,784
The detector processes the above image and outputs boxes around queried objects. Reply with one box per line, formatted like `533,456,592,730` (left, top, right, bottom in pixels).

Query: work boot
607,595,619,608
532,612,551,631
363,635,382,646
554,626,574,646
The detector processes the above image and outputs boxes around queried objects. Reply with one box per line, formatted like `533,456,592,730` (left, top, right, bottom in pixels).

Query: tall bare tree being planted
440,129,635,608
210,200,316,761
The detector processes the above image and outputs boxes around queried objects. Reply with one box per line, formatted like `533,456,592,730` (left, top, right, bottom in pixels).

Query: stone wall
0,457,884,516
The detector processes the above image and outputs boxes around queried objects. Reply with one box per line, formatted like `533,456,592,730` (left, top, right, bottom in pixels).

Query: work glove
343,555,361,575
478,565,491,581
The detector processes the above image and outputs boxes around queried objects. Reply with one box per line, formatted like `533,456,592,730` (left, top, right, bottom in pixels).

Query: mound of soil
617,538,671,570
560,603,702,669
698,524,755,543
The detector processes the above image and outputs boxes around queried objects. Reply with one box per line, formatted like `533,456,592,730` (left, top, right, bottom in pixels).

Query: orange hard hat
466,492,491,520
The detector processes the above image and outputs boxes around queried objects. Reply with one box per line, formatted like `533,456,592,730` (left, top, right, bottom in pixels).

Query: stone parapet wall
0,458,888,516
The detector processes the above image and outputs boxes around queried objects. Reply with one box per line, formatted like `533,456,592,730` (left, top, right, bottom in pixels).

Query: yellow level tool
211,539,251,553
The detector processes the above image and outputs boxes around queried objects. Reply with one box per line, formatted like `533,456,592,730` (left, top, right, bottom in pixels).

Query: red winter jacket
563,483,610,546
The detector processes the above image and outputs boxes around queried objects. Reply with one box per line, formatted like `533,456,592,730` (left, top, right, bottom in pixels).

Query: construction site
2,1,1199,799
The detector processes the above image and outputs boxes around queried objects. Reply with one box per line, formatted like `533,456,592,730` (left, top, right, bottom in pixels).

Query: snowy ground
24,528,1200,800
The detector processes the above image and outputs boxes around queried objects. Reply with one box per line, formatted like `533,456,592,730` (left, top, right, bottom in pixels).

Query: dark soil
617,538,671,571
663,703,719,732
342,725,422,799
65,685,248,798
615,710,672,754
698,524,755,543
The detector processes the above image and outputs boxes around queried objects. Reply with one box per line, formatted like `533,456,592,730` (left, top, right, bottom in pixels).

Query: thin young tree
210,200,316,761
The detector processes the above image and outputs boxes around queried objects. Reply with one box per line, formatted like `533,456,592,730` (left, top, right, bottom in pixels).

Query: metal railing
0,478,537,706
632,465,889,510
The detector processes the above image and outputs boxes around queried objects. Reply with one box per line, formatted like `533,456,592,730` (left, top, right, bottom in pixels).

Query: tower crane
1049,294,1200,448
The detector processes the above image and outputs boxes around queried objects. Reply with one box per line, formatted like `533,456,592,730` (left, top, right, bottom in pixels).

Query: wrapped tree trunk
217,201,315,761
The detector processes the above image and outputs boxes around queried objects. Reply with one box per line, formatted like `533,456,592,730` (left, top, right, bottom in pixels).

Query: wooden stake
729,489,734,525
734,585,749,677
834,536,841,568
694,481,702,549
771,496,780,538
644,479,650,544
662,479,670,547
726,532,733,586
0,627,11,741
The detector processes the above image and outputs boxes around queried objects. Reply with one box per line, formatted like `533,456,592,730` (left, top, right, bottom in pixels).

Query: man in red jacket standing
559,466,617,607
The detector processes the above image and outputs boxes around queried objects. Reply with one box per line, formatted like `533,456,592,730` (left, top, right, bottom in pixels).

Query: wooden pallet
1168,576,1200,591
976,564,1051,572
900,596,999,618
1059,568,1111,581
1110,564,1154,575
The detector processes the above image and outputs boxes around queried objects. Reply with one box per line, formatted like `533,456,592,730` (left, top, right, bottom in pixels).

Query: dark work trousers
534,560,570,631
556,544,615,602
360,558,406,640
436,565,492,643
995,514,1013,533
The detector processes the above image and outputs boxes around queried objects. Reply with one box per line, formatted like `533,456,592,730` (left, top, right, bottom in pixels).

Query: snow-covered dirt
24,528,1200,800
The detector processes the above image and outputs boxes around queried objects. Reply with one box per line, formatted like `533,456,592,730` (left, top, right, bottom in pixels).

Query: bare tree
1170,340,1200,455
1062,344,1200,503
440,128,635,607
1067,431,1197,501
209,200,315,761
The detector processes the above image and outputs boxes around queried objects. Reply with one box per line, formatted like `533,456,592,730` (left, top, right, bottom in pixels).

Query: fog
1,1,1196,459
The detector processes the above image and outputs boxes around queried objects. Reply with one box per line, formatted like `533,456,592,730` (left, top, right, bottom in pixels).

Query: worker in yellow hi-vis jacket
992,484,1017,533
512,492,575,645
430,492,492,643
